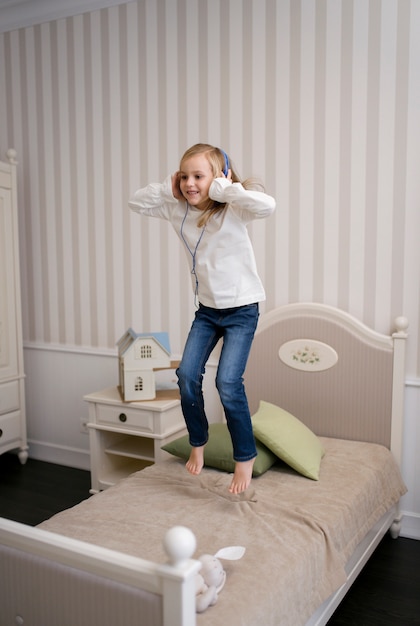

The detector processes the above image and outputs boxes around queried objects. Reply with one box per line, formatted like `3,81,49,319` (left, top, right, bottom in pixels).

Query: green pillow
252,401,324,480
161,422,277,476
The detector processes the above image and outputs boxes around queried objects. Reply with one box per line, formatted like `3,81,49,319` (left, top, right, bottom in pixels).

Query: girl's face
179,154,214,210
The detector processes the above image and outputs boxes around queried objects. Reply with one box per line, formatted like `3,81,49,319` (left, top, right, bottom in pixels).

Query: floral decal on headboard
278,339,338,372
292,347,320,365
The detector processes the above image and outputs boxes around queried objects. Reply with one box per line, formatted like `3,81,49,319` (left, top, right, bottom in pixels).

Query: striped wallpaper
0,0,419,376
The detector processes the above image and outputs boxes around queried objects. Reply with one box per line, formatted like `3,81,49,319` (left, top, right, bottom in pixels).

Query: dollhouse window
141,344,152,359
134,377,143,391
135,343,152,359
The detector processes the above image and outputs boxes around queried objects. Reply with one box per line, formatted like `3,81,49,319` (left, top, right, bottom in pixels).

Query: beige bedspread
39,438,406,626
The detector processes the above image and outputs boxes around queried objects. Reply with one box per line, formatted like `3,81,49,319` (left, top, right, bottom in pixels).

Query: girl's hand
171,172,183,200
221,168,232,182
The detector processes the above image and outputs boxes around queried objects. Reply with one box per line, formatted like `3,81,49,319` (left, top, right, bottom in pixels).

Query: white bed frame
0,520,200,626
0,303,408,626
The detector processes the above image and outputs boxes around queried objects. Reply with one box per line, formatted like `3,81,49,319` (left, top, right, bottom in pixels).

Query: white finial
6,148,18,165
394,316,408,334
163,526,196,566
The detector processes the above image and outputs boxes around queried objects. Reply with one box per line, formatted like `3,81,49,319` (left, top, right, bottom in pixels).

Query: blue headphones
220,149,229,176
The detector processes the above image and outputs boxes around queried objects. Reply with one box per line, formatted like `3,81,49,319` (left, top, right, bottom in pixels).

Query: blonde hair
179,143,264,227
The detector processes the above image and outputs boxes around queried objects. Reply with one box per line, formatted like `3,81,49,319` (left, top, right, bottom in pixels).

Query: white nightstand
84,386,186,493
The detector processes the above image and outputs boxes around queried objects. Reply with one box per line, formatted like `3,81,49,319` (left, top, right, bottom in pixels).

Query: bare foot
186,445,205,475
228,458,255,494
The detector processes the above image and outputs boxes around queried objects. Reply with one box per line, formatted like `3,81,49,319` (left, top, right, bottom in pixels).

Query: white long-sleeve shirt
129,176,276,309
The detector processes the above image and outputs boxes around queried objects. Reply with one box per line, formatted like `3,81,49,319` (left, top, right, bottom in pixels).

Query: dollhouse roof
117,328,171,357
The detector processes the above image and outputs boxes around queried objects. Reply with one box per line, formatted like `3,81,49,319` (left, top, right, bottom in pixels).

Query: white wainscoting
24,345,118,470
400,379,420,540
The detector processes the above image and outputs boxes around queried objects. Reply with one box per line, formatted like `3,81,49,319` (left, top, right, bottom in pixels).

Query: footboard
0,518,200,626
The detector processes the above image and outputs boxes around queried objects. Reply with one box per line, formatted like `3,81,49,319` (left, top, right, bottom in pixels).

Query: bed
0,303,408,626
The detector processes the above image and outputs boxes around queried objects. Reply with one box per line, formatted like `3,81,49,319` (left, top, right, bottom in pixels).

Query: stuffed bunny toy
195,546,245,613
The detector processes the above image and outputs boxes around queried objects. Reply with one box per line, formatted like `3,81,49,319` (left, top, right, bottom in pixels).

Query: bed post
162,526,201,626
162,575,198,626
390,316,408,468
389,316,408,538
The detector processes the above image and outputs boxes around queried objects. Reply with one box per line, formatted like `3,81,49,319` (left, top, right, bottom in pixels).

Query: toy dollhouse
117,329,171,401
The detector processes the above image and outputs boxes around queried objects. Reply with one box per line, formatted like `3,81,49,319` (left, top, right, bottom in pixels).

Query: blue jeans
176,303,259,462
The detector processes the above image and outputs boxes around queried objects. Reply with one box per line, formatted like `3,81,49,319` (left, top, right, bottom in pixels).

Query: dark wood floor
0,452,91,526
1,452,419,625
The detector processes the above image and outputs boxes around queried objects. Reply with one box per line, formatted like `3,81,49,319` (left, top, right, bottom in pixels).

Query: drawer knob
118,413,127,423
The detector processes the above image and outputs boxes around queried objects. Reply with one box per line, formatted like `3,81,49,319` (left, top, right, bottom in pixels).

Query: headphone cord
180,203,206,308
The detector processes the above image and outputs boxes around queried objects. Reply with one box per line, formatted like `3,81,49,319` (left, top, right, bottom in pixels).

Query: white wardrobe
0,149,28,464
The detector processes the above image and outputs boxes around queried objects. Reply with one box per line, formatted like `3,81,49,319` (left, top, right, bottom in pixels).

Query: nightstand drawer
95,404,155,432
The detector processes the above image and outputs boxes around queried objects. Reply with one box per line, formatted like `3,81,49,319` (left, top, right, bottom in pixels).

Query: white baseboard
28,440,91,472
400,512,420,540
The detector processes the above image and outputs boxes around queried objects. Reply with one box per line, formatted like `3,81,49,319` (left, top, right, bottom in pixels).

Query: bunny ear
214,546,246,560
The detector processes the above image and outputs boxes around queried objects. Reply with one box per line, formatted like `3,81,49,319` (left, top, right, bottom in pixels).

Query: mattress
39,438,406,626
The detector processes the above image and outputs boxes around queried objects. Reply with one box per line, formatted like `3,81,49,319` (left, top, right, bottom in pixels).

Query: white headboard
245,303,408,465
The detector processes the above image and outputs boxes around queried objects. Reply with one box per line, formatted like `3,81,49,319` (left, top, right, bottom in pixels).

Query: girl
129,143,275,494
